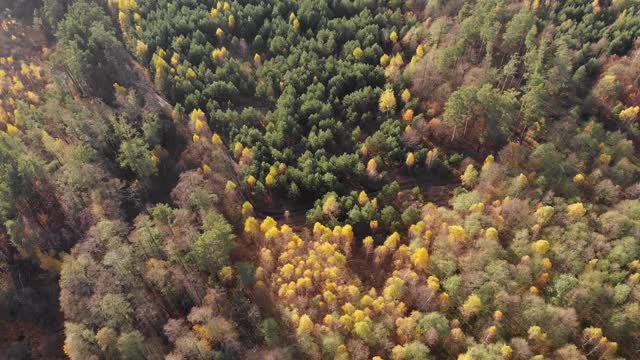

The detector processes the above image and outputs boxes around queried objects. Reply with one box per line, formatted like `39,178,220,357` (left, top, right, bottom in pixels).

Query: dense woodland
1,0,640,359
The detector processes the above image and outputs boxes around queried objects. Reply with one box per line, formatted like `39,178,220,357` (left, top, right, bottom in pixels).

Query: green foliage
259,318,283,347
111,116,158,180
444,84,518,145
189,211,234,272
235,261,256,286
0,134,41,223
50,0,126,100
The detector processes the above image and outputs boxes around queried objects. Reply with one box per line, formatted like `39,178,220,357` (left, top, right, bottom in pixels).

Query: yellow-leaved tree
379,89,396,113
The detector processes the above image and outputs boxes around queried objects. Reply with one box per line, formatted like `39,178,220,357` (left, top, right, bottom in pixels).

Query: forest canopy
1,0,640,359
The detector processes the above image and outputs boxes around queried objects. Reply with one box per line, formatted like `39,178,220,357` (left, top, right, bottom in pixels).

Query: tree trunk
463,117,469,137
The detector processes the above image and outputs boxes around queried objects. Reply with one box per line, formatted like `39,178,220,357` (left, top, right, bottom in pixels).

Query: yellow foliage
233,142,243,158
265,227,280,240
354,320,372,339
391,53,404,66
357,191,369,205
501,345,513,357
534,205,554,224
117,0,138,12
532,239,550,254
448,225,466,242
531,0,541,10
599,153,612,164
297,315,314,337
391,345,406,360
241,147,251,159
211,133,222,145
461,293,482,318
567,202,586,220
384,232,400,249
619,106,639,122
322,195,339,216
516,173,528,187
225,180,237,192
323,290,336,303
281,263,294,279
25,91,39,104
461,164,478,187
228,15,235,28
401,88,411,103
339,314,354,330
6,123,19,135
383,276,405,300
241,201,254,216
366,158,378,174
427,276,440,290
487,325,497,335
353,47,363,58
323,314,335,325
135,40,148,58
216,28,224,36
219,266,234,282
379,89,397,113
363,236,374,248
189,109,207,131
405,152,415,167
246,175,256,185
12,79,24,94
469,202,484,212
482,154,495,171
194,119,206,134
380,53,390,66
265,174,274,186
390,31,398,42
260,216,277,232
212,47,228,62
411,247,429,271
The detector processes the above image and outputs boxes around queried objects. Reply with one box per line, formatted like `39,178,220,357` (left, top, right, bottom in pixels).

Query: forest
1,0,640,359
